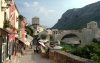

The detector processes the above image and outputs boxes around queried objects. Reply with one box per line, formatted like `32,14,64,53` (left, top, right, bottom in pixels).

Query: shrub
3,19,11,28
18,15,24,21
40,34,47,40
25,26,34,36
49,34,54,41
71,42,100,62
61,45,71,51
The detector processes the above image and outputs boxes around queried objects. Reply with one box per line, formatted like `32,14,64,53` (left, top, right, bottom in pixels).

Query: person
30,41,32,49
34,37,40,53
45,41,51,59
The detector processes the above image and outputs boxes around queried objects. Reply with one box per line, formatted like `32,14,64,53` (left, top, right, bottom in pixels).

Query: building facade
0,0,26,62
87,21,100,38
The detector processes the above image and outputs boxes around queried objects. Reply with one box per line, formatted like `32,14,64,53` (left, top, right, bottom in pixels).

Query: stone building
87,21,100,38
32,16,39,28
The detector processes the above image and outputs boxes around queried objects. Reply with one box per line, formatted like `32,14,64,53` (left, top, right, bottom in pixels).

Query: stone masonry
49,50,99,63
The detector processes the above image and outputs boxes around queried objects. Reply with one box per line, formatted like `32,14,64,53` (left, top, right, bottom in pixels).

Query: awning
24,42,30,46
0,28,16,34
15,37,25,44
15,37,31,46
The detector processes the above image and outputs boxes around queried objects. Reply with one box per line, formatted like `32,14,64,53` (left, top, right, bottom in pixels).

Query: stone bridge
54,30,95,45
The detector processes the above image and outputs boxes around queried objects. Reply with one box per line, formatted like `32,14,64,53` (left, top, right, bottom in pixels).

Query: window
4,12,6,21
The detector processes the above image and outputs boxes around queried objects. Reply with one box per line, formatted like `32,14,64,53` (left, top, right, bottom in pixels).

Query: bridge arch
55,31,82,43
61,33,79,40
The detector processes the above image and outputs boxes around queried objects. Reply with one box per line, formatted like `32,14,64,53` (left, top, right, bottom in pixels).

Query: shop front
0,28,16,63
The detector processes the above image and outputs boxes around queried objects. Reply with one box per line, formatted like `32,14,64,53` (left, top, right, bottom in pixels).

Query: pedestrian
30,41,32,49
36,38,41,53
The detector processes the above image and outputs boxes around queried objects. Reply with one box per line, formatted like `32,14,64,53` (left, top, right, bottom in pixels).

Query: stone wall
49,50,99,63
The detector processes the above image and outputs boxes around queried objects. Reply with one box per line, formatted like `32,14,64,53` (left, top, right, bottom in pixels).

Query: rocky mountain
52,1,100,30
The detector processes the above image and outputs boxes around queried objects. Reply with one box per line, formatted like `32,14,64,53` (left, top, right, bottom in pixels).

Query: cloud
23,2,38,7
23,2,30,7
37,7,48,16
33,2,38,6
48,10,55,12
36,7,55,16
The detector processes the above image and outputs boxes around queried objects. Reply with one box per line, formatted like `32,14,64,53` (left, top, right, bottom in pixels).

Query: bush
90,53,100,61
92,38,98,43
40,34,47,40
71,42,100,62
61,45,71,51
18,15,24,21
25,26,34,36
3,19,11,28
49,34,54,41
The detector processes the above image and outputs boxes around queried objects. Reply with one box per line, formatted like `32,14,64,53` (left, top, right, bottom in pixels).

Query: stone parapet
49,50,99,63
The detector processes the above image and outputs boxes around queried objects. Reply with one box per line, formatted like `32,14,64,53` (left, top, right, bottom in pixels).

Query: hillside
52,1,100,30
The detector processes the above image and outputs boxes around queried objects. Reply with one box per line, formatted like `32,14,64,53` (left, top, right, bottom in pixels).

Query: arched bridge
54,30,94,45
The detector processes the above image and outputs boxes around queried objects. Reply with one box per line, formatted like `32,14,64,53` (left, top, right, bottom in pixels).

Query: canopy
53,46,62,49
39,42,46,47
24,42,30,46
39,39,48,43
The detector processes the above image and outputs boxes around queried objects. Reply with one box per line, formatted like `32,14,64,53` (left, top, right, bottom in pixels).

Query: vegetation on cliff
52,1,100,30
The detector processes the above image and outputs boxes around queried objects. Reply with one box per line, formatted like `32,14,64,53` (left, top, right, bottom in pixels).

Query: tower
87,21,99,38
32,16,39,27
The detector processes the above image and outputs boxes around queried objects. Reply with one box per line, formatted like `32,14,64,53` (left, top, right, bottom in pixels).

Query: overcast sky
15,0,100,28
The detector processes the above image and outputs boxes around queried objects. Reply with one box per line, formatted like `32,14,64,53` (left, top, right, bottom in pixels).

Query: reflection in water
61,37,80,50
61,37,80,44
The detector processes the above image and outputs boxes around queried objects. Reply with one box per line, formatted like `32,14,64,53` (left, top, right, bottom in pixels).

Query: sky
14,0,100,28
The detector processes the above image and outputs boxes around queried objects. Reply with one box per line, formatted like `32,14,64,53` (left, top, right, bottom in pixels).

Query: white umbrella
54,46,62,49
39,40,43,42
39,42,46,47
42,39,48,43
39,39,48,43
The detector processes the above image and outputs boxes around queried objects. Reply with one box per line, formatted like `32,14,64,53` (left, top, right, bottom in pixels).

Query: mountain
52,1,100,30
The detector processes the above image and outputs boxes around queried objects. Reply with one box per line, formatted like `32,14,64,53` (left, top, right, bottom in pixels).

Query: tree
92,38,98,43
49,34,54,41
40,34,47,40
25,26,34,36
79,29,82,33
71,42,100,62
18,15,24,21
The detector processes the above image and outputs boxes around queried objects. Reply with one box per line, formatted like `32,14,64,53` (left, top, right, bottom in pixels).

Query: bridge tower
87,21,100,38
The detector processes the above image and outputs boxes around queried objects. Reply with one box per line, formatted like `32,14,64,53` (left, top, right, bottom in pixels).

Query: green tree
71,42,100,62
25,26,34,36
40,34,47,40
90,53,100,61
92,38,98,43
18,15,24,21
79,29,82,33
49,34,54,41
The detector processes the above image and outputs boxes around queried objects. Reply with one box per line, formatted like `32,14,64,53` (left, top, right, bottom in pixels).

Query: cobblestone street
17,47,58,63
